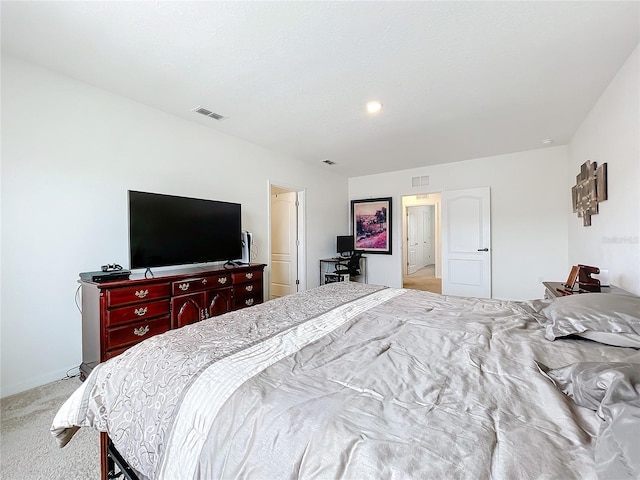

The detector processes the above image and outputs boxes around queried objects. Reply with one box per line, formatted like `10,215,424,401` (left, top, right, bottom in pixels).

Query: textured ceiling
2,1,639,177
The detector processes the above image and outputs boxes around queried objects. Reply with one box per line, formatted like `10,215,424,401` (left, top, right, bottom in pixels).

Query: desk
320,257,367,285
542,281,635,299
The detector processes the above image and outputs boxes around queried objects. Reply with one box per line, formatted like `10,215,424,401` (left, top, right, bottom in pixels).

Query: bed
51,282,640,480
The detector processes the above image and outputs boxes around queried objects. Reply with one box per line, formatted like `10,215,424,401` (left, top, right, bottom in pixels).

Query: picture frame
565,265,579,290
572,160,608,226
351,197,392,255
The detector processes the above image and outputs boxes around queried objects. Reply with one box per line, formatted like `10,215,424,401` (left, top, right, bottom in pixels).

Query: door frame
268,181,306,299
401,194,441,279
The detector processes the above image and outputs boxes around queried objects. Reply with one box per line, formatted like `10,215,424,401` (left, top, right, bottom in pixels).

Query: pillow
576,331,640,349
540,361,640,480
539,293,640,347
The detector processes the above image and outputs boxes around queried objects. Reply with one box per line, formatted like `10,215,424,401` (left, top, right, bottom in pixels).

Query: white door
270,191,298,299
423,206,434,265
441,187,491,298
406,207,420,274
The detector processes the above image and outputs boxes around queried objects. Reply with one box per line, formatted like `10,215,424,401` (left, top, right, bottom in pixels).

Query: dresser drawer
106,283,170,307
232,295,263,310
232,280,262,297
104,345,129,360
106,316,171,352
172,274,231,295
232,269,263,285
106,299,170,326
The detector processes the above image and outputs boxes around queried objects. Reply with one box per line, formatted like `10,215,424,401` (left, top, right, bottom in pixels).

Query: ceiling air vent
192,106,227,121
411,175,429,187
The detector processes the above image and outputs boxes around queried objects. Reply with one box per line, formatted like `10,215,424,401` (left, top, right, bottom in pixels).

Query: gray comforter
52,283,639,479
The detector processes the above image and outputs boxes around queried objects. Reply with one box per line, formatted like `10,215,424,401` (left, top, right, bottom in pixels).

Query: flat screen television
336,235,354,257
128,190,242,269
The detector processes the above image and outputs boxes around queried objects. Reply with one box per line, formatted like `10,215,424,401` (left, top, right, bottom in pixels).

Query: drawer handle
178,283,190,291
218,277,227,284
246,273,253,279
133,325,150,337
245,298,254,306
134,307,148,317
246,285,254,292
134,289,149,299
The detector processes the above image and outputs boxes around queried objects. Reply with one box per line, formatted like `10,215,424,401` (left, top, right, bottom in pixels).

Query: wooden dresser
79,263,266,380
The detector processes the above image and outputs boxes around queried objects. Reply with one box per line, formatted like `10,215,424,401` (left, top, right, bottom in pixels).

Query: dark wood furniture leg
100,432,110,480
101,432,141,480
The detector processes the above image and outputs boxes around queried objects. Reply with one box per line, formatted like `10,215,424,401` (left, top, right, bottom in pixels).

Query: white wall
349,147,570,300
568,44,640,295
0,55,349,397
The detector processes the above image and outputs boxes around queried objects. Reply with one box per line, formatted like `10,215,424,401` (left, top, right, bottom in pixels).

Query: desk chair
334,252,362,278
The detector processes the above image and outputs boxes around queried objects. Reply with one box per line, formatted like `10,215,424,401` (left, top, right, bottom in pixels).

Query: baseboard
0,365,79,399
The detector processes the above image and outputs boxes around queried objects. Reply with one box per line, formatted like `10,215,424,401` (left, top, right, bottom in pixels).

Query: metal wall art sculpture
571,160,608,226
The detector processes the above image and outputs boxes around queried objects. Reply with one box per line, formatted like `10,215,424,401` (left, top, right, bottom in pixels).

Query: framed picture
351,197,392,255
565,265,579,290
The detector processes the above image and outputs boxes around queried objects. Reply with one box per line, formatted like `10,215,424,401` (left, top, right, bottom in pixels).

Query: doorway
401,187,492,298
402,194,441,293
270,184,305,300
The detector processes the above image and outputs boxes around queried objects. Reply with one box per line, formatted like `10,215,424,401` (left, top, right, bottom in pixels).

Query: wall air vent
411,175,429,187
322,159,336,165
192,106,227,121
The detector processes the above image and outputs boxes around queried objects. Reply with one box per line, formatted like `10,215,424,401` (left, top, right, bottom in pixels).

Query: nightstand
542,281,635,300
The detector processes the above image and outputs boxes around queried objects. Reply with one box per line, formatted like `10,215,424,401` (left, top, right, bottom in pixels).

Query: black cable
74,285,82,314
63,366,80,379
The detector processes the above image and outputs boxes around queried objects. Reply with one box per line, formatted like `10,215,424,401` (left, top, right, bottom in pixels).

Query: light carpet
0,376,100,480
403,264,442,294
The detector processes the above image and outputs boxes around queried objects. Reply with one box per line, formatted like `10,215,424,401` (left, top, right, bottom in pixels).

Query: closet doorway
401,194,441,293
269,183,305,300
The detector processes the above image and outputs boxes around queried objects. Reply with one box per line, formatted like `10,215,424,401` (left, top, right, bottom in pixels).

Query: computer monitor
336,235,354,257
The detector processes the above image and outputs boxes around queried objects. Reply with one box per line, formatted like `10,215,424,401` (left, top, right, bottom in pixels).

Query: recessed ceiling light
366,101,383,114
542,138,553,145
